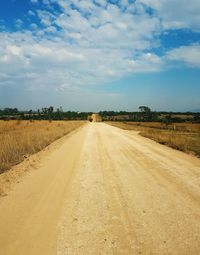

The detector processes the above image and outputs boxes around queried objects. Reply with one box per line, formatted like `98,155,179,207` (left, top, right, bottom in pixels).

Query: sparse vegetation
99,106,200,123
0,120,86,173
107,121,200,157
0,107,92,121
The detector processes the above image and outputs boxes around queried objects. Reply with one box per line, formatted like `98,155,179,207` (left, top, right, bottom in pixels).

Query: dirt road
0,123,200,255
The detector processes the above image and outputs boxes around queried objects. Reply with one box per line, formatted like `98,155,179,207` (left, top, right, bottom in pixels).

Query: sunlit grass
0,120,86,173
107,121,200,157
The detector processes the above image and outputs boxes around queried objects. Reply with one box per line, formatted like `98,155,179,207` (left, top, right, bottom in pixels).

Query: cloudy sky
0,0,200,111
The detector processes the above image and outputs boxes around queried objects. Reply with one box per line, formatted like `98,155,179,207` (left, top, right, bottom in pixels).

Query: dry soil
0,123,200,255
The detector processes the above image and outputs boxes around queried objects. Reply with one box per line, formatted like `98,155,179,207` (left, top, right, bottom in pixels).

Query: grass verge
0,120,86,173
107,121,200,157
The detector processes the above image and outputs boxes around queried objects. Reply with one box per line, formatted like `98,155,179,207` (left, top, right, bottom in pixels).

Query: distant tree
55,108,63,120
139,106,152,121
48,106,54,114
3,108,19,115
139,106,151,113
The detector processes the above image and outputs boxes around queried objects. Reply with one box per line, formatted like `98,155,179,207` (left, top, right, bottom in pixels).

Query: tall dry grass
123,122,200,133
140,129,200,156
107,121,200,157
0,120,86,173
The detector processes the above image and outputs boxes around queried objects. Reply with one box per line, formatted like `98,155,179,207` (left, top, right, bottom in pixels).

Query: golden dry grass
107,121,200,157
0,120,86,173
122,122,200,132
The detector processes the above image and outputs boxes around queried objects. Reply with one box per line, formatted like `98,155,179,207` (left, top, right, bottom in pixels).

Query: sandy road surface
0,123,200,255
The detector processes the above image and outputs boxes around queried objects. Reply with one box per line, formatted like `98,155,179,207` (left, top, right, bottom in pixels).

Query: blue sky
0,0,200,111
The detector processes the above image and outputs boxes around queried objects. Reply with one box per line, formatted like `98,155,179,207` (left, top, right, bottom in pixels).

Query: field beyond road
0,123,200,254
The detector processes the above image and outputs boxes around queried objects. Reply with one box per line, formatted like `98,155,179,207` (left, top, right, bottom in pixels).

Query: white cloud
37,9,55,26
94,0,107,7
167,44,200,67
28,10,35,16
0,0,199,96
30,23,38,30
0,29,163,93
54,1,160,50
15,19,23,29
138,0,200,31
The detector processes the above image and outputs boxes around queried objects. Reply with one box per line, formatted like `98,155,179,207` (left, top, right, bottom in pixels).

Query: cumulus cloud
138,0,200,31
0,0,164,92
0,0,199,95
167,44,200,67
15,19,23,29
0,30,163,93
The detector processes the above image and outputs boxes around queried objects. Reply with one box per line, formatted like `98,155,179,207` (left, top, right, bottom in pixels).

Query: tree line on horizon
0,106,200,123
99,106,200,123
0,107,92,121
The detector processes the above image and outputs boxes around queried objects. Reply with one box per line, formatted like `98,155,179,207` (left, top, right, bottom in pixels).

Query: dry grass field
0,120,86,173
107,121,200,157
